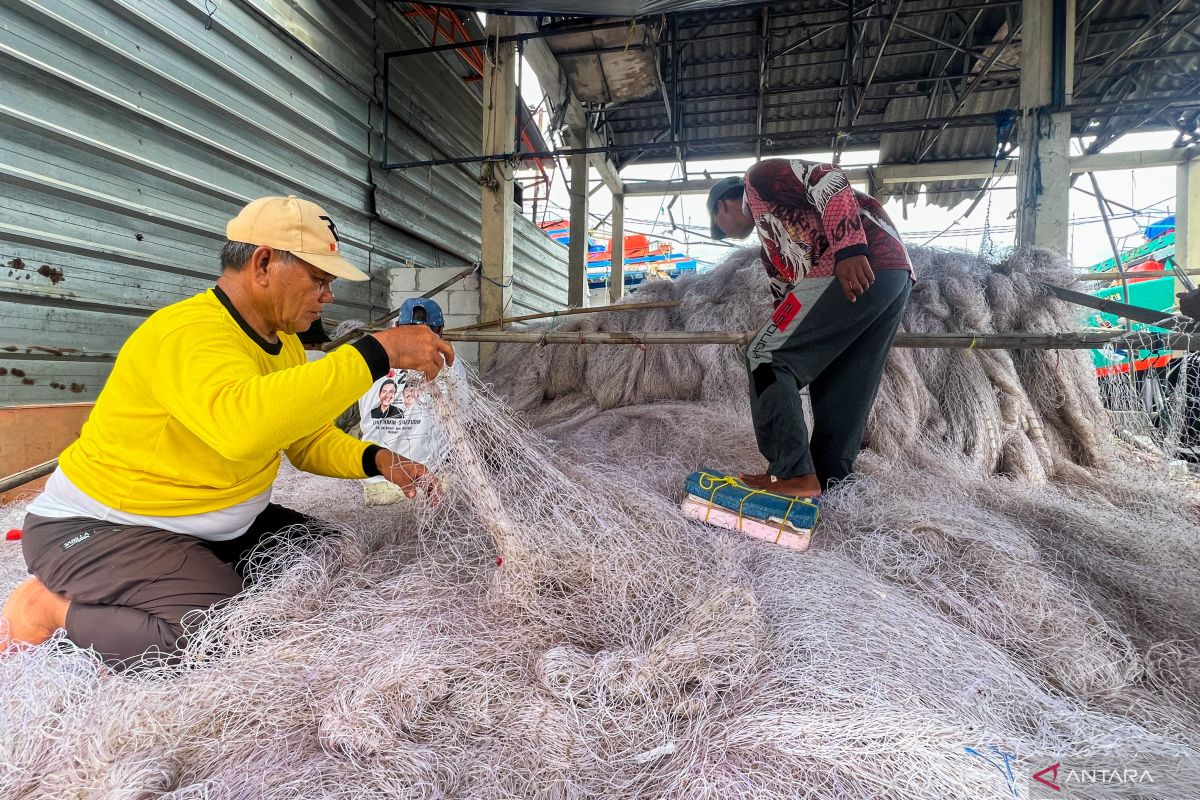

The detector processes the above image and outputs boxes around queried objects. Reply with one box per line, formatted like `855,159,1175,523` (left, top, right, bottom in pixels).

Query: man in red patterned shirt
708,159,914,497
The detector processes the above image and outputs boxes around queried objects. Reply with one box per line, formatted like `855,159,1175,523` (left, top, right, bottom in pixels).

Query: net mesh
1,245,1198,798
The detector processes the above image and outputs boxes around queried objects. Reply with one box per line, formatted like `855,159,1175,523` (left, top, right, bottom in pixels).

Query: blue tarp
1145,215,1176,240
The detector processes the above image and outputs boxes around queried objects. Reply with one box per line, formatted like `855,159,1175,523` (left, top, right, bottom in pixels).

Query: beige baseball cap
226,196,369,282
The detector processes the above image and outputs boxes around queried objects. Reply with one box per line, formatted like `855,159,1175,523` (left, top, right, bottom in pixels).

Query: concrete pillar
1016,0,1074,252
609,193,625,303
568,141,589,307
478,16,517,366
1177,156,1200,273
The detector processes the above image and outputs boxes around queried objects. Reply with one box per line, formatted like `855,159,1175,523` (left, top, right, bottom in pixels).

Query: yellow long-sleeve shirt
59,288,389,516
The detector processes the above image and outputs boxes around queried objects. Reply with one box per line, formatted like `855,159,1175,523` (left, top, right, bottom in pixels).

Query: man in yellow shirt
1,196,454,666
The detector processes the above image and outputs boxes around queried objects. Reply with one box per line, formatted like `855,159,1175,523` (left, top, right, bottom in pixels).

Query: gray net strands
1,245,1199,798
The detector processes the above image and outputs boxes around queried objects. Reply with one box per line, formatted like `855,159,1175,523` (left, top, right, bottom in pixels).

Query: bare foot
2,577,69,648
739,472,822,498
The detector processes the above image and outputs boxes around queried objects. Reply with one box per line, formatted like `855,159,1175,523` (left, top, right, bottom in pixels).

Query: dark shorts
20,504,323,667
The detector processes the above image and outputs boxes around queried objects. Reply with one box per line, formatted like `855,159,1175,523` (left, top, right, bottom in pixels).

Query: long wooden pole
0,459,57,494
3,326,1186,493
448,300,682,332
5,328,1195,363
443,328,1193,350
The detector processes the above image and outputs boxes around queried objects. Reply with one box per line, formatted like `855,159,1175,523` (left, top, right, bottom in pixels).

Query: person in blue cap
357,298,468,505
707,160,914,497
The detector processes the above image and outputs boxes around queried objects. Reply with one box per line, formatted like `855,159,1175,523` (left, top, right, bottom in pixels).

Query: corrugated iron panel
0,0,380,406
0,0,569,407
604,0,1021,164
603,0,1198,168
513,218,570,315
372,20,569,317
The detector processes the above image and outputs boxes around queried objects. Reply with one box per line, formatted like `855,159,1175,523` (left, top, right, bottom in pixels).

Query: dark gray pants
746,269,910,489
20,504,320,667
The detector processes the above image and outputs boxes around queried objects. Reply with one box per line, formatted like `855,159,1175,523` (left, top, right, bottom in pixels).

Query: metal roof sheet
541,0,1200,205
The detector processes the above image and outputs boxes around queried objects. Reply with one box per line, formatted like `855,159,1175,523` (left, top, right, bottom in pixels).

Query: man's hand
371,325,455,380
834,255,875,302
1179,289,1200,320
374,449,428,499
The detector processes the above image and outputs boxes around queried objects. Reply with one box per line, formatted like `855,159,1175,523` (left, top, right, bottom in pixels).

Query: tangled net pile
2,246,1200,798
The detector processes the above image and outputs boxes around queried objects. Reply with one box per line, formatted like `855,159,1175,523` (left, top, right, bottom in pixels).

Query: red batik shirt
743,159,913,300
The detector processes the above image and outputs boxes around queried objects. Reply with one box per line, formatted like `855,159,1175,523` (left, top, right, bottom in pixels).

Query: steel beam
847,0,904,132
602,67,1022,113
383,110,1009,170
620,148,1198,196
380,16,652,60
916,19,1021,161
510,17,622,194
890,19,1021,68
1074,0,1189,95
754,6,770,160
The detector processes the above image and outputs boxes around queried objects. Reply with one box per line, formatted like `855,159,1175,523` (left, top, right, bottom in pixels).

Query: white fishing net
1,245,1198,798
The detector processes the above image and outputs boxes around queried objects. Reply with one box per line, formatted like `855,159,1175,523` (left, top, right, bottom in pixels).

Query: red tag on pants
771,293,803,331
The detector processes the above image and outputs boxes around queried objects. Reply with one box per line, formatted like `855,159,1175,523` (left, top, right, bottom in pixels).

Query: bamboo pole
6,327,1195,368
447,300,683,332
0,459,57,494
443,328,1196,350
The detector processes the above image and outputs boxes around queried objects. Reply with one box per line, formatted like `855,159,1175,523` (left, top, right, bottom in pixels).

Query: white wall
390,267,481,370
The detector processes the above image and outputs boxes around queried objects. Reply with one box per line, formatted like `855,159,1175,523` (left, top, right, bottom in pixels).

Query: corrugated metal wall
371,13,569,318
0,0,567,407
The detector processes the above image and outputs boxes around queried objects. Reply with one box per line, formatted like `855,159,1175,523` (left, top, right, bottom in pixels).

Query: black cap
707,176,745,240
297,317,331,346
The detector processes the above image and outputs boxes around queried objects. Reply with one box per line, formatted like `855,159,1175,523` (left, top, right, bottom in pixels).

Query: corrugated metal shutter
372,38,569,318
0,0,568,406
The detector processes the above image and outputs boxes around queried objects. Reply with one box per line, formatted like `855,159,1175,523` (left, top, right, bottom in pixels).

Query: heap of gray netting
2,245,1200,799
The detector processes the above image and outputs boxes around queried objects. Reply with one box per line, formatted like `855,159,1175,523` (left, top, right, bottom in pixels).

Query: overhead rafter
844,0,905,144
620,146,1199,195
914,14,1020,162
510,16,623,193
890,19,1020,69
1074,0,1190,95
754,6,770,159
384,0,1200,173
832,0,860,154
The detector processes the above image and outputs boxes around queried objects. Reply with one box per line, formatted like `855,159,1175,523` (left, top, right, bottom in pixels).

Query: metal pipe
832,0,858,149
381,111,1006,170
381,45,391,171
1074,0,1189,95
1086,170,1133,316
1051,0,1068,110
607,67,1022,110
754,6,769,159
380,16,655,61
915,22,1021,162
848,0,905,131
